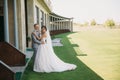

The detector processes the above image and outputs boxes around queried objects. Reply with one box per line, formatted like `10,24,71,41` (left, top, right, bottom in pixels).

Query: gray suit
31,30,41,60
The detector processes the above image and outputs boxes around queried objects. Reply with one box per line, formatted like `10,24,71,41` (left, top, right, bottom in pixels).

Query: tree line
79,19,118,28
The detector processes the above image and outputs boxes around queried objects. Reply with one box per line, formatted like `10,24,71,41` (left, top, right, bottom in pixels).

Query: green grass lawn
21,33,103,80
68,29,120,80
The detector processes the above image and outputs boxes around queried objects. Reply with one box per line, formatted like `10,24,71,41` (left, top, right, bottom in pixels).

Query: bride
33,26,77,73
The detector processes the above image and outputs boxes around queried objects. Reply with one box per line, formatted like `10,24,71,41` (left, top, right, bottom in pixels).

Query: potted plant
26,36,31,48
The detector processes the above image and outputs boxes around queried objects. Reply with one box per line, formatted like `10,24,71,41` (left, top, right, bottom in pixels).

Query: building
0,0,27,52
0,0,73,52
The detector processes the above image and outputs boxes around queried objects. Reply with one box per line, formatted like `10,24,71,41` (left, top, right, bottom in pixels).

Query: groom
31,24,41,61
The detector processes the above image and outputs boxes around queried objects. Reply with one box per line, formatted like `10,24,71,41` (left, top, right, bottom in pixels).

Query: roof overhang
50,12,73,20
37,0,52,13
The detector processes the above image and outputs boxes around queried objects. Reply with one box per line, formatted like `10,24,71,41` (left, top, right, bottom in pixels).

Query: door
0,16,4,42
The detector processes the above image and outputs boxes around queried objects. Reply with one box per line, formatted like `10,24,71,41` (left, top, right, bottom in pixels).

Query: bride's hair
41,26,47,31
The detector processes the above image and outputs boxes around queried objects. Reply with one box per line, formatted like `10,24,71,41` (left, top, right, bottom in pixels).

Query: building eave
50,12,73,19
37,0,52,13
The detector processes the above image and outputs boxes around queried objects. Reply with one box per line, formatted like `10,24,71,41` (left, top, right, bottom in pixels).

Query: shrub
104,19,115,28
90,19,96,26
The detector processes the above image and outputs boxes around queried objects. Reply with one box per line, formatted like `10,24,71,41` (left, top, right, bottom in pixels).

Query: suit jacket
31,30,41,49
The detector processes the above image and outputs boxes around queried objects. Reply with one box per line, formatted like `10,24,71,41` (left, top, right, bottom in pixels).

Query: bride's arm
41,33,47,44
32,32,46,41
32,32,42,40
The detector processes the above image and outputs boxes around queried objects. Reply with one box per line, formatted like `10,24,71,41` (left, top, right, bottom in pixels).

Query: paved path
52,38,63,46
11,51,33,72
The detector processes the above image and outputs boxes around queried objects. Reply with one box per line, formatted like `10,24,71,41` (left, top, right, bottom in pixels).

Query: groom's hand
41,41,45,44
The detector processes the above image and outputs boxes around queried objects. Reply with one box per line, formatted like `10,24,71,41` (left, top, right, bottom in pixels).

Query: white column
70,19,72,31
64,20,66,30
47,14,50,30
64,20,67,29
71,18,73,32
60,18,62,30
13,0,19,49
4,0,9,42
52,16,54,31
62,21,63,30
62,21,64,30
53,17,55,30
61,19,63,30
63,20,65,30
67,20,69,30
63,21,64,29
64,21,66,30
58,18,60,30
57,18,59,30
49,16,51,31
50,16,52,31
54,17,57,30
56,18,58,30
51,16,52,31
51,16,53,31
64,21,66,29
60,19,61,30
69,19,71,31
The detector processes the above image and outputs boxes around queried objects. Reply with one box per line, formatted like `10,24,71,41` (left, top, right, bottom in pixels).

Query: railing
0,42,26,66
0,60,15,80
50,29,70,36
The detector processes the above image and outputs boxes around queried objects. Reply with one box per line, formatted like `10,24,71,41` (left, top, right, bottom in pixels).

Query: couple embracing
31,24,77,73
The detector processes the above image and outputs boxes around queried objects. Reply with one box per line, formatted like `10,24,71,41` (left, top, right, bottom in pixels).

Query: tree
104,19,115,28
90,19,96,26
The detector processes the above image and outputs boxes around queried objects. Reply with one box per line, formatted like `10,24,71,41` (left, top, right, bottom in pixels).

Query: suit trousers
33,48,38,62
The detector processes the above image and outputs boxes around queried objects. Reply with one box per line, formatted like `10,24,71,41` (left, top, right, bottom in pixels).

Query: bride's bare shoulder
43,33,47,37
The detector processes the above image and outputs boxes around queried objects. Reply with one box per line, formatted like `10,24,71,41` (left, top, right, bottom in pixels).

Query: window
45,14,46,25
41,10,44,26
35,6,39,24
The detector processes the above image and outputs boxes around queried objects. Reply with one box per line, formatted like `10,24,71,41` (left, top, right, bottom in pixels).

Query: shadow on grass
21,32,104,80
71,44,79,47
72,45,87,57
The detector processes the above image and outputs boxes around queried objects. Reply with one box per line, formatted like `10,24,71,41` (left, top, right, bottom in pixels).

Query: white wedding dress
33,31,77,73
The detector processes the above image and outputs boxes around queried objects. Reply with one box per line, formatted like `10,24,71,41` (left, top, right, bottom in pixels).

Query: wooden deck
0,42,26,66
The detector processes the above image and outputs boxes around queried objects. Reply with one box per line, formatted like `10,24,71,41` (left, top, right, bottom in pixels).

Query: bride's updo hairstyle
41,26,47,31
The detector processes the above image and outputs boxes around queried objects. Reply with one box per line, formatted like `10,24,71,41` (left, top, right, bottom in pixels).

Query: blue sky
51,0,120,23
